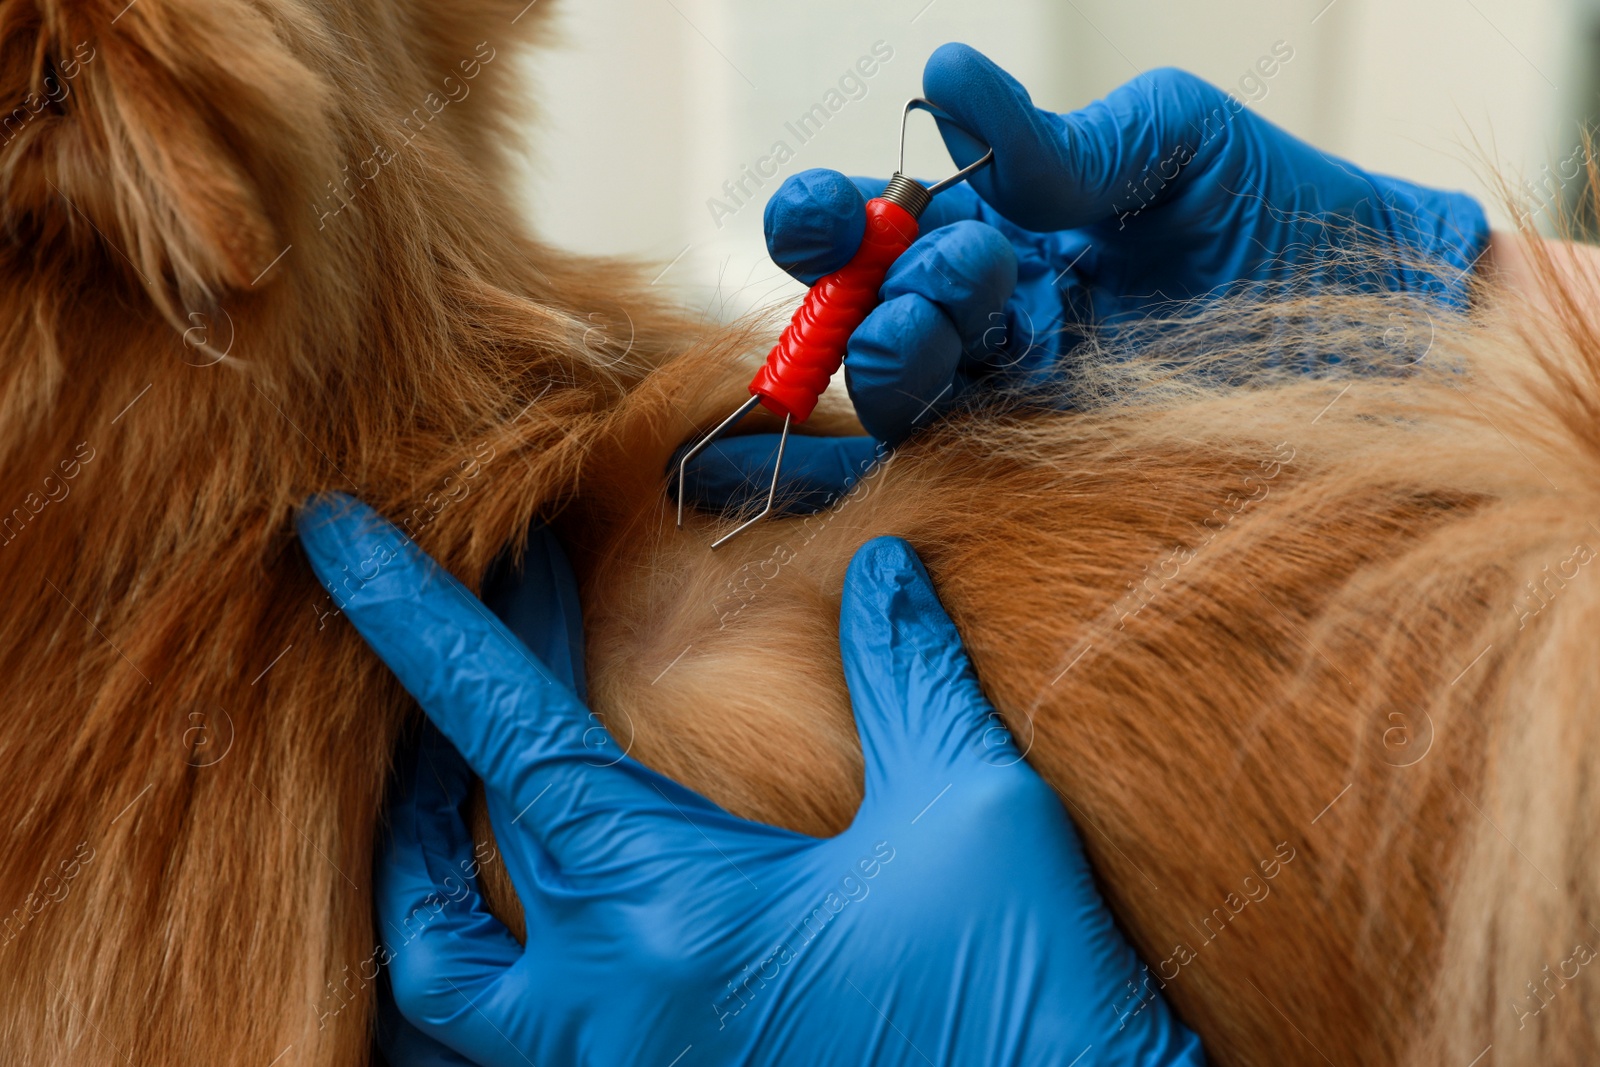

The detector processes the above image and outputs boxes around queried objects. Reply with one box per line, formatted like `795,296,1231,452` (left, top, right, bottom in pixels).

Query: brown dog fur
0,1,706,1063
3,1,1600,1064
463,253,1600,1065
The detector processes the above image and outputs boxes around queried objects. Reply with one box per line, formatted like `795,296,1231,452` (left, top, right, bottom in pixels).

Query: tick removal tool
676,97,994,549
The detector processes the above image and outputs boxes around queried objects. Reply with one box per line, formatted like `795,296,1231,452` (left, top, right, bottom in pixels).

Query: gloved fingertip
765,169,869,283
298,493,399,580
921,44,1017,161
839,536,993,777
882,220,1020,318
296,493,434,617
842,535,984,692
841,537,951,652
294,491,365,554
923,42,995,93
847,535,930,596
922,43,1035,145
920,44,1080,232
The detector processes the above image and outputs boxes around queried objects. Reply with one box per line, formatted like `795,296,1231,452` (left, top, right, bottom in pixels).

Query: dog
3,0,1599,1063
467,248,1600,1064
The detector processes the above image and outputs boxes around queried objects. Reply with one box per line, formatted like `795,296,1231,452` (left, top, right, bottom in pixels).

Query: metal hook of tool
674,393,776,549
675,98,993,549
900,97,995,196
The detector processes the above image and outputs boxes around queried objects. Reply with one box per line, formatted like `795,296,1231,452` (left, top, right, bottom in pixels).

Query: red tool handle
748,197,920,423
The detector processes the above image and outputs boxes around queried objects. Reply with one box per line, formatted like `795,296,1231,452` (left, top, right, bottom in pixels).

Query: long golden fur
3,1,1599,1064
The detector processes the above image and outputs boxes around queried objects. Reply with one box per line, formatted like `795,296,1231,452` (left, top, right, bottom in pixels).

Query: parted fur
2,1,1599,1065
514,259,1600,1064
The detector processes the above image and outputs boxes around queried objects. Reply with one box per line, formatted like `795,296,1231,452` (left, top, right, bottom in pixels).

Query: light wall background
512,0,1600,315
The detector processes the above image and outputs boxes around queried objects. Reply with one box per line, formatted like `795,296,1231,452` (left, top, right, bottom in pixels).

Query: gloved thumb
837,537,1011,803
923,42,1219,233
763,169,870,284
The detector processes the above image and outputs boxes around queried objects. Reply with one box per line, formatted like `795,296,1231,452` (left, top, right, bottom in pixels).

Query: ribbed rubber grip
749,197,920,423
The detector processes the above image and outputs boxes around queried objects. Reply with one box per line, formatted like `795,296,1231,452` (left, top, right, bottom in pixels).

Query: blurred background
513,0,1600,315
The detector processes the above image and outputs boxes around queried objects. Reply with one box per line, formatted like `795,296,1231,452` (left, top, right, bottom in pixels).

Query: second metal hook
899,97,996,198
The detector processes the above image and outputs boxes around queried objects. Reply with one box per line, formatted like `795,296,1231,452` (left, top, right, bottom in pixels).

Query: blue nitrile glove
371,524,589,1067
298,494,1205,1067
679,41,1489,513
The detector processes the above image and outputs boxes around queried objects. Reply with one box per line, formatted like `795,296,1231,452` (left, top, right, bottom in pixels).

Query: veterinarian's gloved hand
368,523,590,1067
298,493,1206,1067
678,41,1488,513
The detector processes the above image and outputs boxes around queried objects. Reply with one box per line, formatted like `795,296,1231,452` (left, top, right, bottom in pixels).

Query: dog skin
2,0,1599,1064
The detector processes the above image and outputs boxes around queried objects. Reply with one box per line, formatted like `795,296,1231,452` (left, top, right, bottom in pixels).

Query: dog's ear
1,0,334,312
